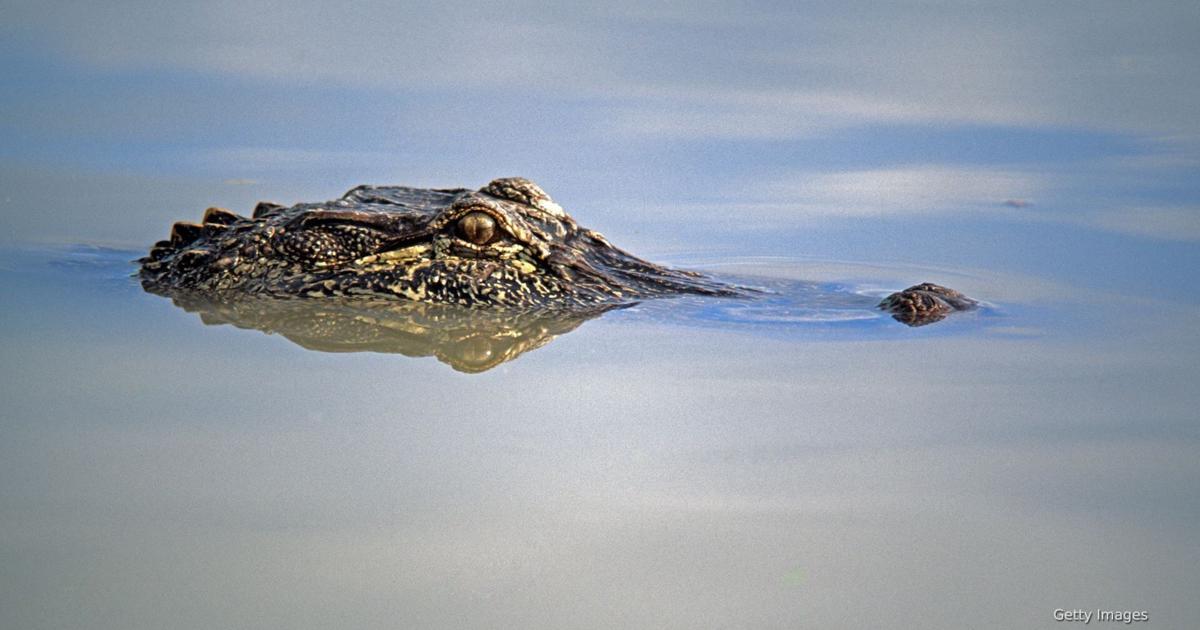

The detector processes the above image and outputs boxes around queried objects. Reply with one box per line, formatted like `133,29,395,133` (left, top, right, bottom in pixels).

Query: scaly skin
877,283,978,326
140,177,743,309
139,177,976,325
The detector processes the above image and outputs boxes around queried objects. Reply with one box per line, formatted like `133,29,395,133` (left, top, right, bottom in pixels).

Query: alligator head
140,178,744,309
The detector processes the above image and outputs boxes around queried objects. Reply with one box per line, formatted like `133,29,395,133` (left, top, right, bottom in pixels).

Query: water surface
3,3,1199,626
1,245,1196,629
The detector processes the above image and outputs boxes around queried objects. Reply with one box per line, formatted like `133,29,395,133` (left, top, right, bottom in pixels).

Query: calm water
4,3,1200,627
1,242,1196,629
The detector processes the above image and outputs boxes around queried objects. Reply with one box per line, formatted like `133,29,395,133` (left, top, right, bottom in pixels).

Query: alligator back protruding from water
140,177,747,310
140,177,976,326
877,282,979,326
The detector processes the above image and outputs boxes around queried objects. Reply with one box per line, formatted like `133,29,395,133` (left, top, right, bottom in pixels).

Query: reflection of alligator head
163,293,619,373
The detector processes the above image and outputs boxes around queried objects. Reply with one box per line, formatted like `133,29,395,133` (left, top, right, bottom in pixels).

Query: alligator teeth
202,207,241,225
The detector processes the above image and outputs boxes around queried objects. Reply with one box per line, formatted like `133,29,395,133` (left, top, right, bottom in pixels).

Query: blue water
1,241,1196,629
3,3,1200,627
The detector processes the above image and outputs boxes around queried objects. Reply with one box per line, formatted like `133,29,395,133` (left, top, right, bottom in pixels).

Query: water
4,3,1200,627
1,244,1196,629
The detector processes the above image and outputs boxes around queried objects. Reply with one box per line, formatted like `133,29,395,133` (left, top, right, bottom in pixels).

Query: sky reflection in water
1,2,1199,628
2,246,1197,628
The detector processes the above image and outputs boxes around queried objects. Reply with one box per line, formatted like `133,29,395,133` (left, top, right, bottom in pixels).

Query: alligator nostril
457,212,497,245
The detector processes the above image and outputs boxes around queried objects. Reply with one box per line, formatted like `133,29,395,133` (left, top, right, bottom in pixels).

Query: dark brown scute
173,248,213,269
203,207,240,225
253,202,285,218
170,222,203,245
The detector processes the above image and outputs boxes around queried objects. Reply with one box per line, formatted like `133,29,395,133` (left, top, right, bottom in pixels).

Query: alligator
877,282,978,327
139,177,975,326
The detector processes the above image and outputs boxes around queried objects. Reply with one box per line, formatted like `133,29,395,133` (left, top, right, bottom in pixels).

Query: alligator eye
457,212,497,245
